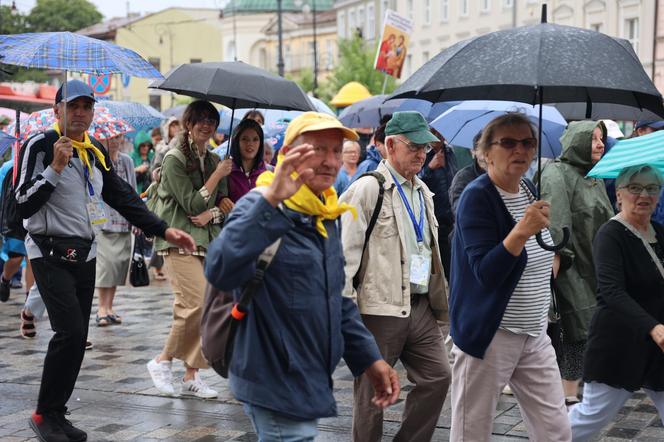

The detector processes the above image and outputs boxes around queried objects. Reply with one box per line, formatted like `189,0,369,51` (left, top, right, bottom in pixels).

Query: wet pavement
1,280,663,441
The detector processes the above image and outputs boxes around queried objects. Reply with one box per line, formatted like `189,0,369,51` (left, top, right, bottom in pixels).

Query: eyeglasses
620,183,662,196
397,137,432,153
490,137,538,150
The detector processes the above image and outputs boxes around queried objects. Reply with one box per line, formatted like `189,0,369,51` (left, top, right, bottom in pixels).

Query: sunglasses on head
490,137,538,150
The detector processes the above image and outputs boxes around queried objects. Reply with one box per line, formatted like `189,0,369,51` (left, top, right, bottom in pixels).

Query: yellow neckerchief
53,123,110,175
256,154,356,238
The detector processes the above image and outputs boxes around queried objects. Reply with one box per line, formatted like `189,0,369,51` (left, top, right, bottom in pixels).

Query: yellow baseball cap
284,112,358,146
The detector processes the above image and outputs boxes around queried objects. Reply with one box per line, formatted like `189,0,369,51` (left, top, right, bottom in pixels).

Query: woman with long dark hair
227,119,268,203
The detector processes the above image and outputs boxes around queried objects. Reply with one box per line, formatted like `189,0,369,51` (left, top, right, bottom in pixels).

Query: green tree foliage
326,35,397,97
0,5,28,34
26,0,102,33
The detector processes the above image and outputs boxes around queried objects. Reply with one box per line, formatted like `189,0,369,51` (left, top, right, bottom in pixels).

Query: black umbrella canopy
391,22,664,118
150,61,316,111
552,102,663,121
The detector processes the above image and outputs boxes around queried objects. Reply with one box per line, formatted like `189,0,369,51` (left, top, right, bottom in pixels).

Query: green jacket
540,120,614,343
149,136,227,252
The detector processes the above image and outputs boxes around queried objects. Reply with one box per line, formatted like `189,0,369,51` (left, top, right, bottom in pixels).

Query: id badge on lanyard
390,173,431,286
84,167,107,233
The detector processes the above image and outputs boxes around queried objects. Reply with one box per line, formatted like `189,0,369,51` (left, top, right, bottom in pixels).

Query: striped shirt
496,183,554,336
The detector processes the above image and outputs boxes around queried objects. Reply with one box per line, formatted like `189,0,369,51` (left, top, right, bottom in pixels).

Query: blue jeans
242,403,318,442
569,382,664,441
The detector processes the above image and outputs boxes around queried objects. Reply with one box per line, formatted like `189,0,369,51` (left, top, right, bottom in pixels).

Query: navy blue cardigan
449,173,529,358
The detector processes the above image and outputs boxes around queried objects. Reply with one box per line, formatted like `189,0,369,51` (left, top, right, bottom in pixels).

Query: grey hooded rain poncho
540,121,614,346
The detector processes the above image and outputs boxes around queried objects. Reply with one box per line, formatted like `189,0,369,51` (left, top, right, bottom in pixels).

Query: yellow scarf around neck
256,154,356,238
53,123,110,175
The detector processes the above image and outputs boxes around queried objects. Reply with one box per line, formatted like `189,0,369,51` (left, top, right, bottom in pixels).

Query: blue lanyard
83,166,94,197
390,173,424,243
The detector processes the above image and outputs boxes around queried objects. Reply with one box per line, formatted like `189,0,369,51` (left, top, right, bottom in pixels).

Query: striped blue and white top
496,184,554,337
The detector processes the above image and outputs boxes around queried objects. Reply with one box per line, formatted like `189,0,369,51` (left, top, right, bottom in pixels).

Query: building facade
334,1,657,92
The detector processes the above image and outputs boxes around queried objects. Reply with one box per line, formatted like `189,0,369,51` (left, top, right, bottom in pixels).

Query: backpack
201,239,281,378
0,167,26,240
352,171,386,289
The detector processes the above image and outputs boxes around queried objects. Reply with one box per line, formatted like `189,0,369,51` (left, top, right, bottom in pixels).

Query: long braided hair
179,100,220,177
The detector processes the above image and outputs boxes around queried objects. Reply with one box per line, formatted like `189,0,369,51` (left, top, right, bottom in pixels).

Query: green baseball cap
385,111,440,145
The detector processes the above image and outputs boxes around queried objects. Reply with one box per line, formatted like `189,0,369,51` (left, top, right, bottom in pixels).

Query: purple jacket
228,161,268,203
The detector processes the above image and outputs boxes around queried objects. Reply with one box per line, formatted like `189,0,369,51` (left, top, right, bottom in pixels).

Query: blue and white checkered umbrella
0,32,162,78
97,101,165,132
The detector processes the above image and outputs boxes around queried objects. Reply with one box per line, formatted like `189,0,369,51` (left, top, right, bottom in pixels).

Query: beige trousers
352,295,451,442
450,327,571,442
163,253,208,369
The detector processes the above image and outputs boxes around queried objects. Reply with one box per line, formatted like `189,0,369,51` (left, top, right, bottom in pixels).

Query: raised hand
216,158,233,178
263,144,316,207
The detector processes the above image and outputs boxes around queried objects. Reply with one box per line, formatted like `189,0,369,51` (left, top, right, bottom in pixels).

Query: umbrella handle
536,227,570,252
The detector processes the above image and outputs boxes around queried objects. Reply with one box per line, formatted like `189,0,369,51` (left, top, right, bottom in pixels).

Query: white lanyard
612,215,664,281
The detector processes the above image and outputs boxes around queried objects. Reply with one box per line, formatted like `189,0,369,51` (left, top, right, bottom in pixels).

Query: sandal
20,310,36,339
96,314,112,327
108,313,122,324
565,395,580,406
154,272,167,281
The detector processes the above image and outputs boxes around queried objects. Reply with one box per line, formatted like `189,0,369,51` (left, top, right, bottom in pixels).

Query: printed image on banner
374,9,413,79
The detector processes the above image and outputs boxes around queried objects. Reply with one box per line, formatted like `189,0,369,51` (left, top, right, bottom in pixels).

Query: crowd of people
0,78,663,442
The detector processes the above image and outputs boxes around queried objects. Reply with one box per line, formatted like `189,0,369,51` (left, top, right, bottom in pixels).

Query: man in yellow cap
205,112,400,440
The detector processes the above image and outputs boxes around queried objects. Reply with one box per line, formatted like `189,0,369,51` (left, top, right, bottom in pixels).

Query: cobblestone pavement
1,280,663,441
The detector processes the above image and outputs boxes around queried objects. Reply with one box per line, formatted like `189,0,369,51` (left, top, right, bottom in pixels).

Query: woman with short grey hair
569,164,664,440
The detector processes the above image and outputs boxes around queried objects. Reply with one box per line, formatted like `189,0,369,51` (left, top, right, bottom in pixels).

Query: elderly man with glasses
340,111,451,442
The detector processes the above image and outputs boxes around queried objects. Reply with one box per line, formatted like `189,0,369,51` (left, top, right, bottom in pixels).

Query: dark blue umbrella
97,101,165,132
338,95,392,128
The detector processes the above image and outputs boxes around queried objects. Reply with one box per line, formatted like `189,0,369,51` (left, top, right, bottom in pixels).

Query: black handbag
201,239,281,378
129,234,150,287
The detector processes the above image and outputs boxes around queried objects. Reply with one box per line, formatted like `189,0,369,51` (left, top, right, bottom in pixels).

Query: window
625,18,639,53
348,8,356,36
591,23,602,33
407,0,413,21
504,0,513,7
224,41,236,62
358,5,365,28
424,0,431,24
366,3,375,40
422,51,430,63
326,39,334,69
285,44,292,71
338,11,346,38
460,0,469,17
406,53,412,77
381,0,390,18
190,58,202,63
440,0,449,21
149,94,161,111
481,0,490,12
148,57,161,72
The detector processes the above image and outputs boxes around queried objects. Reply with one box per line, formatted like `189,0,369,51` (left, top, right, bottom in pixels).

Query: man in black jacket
17,80,195,442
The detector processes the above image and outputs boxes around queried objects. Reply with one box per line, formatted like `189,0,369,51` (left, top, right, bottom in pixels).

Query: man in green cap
340,111,451,441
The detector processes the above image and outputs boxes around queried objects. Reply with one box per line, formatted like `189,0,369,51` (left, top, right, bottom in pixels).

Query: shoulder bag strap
353,172,385,289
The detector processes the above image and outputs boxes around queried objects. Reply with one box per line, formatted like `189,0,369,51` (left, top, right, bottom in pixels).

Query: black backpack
0,167,26,240
352,171,386,289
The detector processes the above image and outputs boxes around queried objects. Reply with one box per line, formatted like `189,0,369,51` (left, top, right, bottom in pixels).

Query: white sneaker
181,373,218,399
147,358,176,396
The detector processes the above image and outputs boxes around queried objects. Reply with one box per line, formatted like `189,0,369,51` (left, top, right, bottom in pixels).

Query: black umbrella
552,102,662,122
150,61,315,140
390,4,664,251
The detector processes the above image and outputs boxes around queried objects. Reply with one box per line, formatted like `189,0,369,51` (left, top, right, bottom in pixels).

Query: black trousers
31,257,96,414
437,225,453,281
